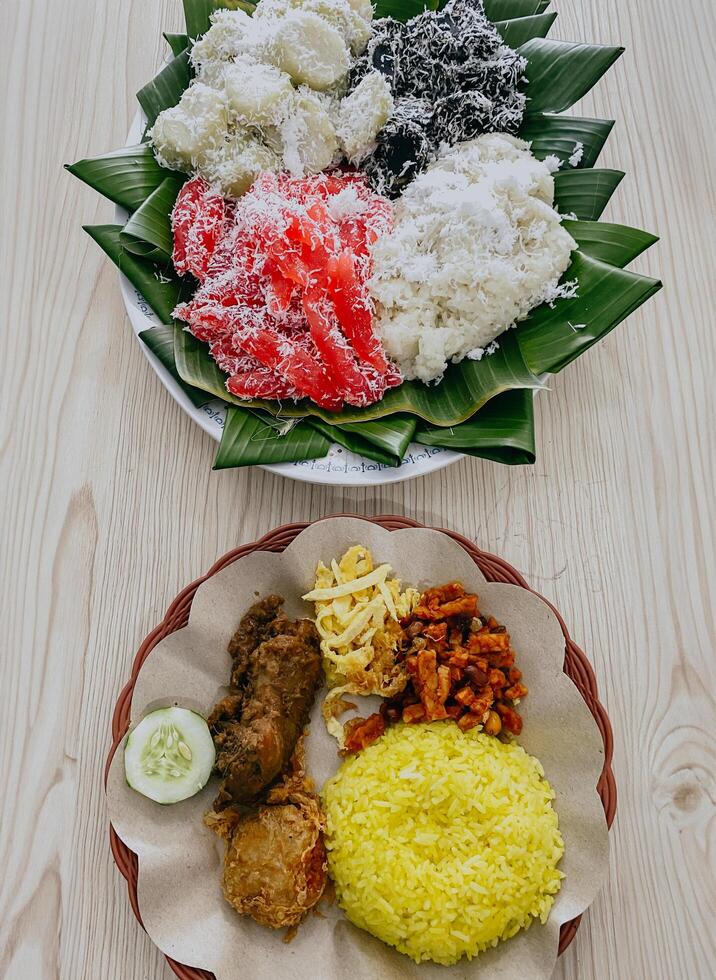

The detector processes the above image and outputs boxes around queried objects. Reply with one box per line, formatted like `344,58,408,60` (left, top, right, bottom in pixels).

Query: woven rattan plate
105,515,617,980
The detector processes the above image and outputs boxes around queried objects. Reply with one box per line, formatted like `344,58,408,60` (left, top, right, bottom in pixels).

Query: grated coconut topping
348,0,527,196
368,135,579,383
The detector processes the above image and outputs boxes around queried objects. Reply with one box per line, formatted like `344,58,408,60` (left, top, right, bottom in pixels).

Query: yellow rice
321,723,564,965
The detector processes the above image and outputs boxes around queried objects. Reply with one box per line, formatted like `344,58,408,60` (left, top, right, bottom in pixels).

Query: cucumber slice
124,707,215,804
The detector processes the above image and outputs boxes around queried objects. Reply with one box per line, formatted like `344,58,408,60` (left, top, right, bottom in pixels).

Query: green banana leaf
65,144,168,212
174,325,231,398
520,38,623,115
311,415,417,465
374,0,436,19
308,420,401,466
139,324,211,407
174,323,546,425
183,0,217,37
563,220,659,268
517,252,662,375
217,391,536,470
120,175,186,261
331,415,417,460
494,12,557,47
137,50,192,129
83,225,189,324
484,0,551,18
520,114,614,169
214,409,330,468
218,393,536,470
415,389,536,464
164,32,190,56
553,169,624,220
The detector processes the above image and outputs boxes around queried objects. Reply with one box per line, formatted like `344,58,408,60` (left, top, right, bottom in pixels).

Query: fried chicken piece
227,594,284,689
208,692,244,728
220,795,326,929
207,741,327,930
209,598,322,807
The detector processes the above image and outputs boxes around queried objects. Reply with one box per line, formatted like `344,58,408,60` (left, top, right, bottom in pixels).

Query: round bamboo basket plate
105,515,617,979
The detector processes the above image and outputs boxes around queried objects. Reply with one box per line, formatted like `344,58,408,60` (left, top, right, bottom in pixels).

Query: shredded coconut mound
350,0,527,196
172,173,401,410
150,1,387,196
368,135,578,384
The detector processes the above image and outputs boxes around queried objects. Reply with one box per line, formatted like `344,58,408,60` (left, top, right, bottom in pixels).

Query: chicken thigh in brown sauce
205,595,326,931
209,595,322,807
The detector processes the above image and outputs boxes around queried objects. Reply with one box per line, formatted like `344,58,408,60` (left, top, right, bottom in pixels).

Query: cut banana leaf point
83,224,191,324
484,0,551,19
137,50,192,129
494,12,557,48
330,415,417,461
517,252,662,374
140,324,212,408
121,175,186,261
65,144,168,212
520,114,614,169
311,415,418,466
520,38,624,115
307,421,400,467
553,169,624,220
214,408,330,469
164,32,190,56
563,220,659,268
415,389,536,465
174,324,243,404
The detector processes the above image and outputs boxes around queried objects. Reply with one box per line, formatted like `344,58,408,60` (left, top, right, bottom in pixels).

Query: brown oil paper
106,517,609,979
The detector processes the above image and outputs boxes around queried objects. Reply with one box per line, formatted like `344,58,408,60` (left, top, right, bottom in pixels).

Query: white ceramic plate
119,113,462,486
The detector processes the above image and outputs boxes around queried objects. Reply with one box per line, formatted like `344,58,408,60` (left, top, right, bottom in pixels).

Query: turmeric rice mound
321,722,564,965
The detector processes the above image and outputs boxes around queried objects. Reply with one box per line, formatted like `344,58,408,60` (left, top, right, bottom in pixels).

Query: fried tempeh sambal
343,582,528,753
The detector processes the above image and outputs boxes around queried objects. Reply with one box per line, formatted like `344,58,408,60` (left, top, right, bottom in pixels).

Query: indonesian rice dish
322,723,564,964
124,543,566,965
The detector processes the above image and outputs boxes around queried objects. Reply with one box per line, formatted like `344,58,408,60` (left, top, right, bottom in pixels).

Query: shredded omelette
302,546,419,746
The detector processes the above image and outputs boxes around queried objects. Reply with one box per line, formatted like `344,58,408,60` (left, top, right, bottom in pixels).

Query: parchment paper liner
107,518,609,979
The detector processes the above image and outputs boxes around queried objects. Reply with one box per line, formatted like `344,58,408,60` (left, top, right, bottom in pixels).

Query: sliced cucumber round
124,706,215,805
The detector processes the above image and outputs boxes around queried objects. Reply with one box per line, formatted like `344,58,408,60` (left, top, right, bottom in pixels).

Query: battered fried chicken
220,799,326,929
205,742,327,930
208,596,322,807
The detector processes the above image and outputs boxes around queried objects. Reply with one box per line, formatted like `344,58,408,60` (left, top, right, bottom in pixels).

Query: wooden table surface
2,0,714,977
